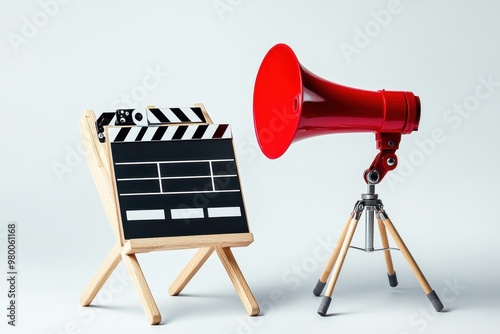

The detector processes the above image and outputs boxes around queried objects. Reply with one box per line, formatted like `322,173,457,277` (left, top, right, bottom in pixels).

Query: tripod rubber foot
313,280,326,296
388,272,398,287
317,296,332,316
427,290,444,312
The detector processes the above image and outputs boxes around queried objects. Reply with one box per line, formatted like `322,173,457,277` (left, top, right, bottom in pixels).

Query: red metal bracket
364,133,401,184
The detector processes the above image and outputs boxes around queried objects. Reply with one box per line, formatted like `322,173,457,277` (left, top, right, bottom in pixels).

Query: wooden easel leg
317,217,360,316
377,217,398,287
313,213,354,296
80,243,122,306
121,252,162,325
215,246,260,316
380,214,444,312
169,247,215,296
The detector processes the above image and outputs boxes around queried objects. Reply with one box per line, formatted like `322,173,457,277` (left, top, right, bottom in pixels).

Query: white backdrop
1,0,499,333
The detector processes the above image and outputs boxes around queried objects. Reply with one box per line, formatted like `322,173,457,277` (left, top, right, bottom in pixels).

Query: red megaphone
253,43,420,183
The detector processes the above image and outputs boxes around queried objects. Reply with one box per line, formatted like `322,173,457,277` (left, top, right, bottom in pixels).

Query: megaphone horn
253,43,420,184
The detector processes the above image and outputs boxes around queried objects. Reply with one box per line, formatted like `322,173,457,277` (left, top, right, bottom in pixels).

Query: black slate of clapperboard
109,124,250,240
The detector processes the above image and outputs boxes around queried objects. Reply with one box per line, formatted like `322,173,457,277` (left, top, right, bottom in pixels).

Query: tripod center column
361,186,378,252
365,207,375,252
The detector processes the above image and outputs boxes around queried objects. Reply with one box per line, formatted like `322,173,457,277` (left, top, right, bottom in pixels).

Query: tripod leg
313,213,354,296
318,216,360,316
379,211,444,312
377,217,398,287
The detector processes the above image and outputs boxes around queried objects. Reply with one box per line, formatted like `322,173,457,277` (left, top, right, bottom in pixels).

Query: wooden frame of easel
78,106,260,325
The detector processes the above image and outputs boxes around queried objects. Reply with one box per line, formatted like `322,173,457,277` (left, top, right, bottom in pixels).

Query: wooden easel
79,107,260,325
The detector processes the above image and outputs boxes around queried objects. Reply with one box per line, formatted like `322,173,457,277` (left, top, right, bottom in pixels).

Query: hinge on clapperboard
95,107,207,142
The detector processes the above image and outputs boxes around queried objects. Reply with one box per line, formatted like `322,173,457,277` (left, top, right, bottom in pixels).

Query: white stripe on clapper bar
160,126,176,140
126,126,143,141
162,108,181,123
182,125,198,140
182,107,203,122
220,125,231,138
202,125,217,139
108,127,120,142
146,109,161,124
141,127,156,141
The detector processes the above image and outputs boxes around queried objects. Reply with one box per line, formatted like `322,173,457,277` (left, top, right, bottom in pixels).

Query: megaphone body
253,43,421,183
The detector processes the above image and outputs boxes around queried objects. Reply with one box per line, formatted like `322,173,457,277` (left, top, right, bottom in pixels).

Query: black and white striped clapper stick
96,107,207,142
108,123,250,240
146,107,206,124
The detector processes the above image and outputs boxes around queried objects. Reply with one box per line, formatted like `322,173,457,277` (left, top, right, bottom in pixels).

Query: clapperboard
100,107,250,240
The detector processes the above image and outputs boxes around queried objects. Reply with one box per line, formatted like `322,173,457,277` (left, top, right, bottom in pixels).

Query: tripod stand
313,184,444,316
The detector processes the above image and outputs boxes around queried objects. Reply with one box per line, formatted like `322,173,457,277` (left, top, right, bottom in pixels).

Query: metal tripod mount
312,183,444,316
